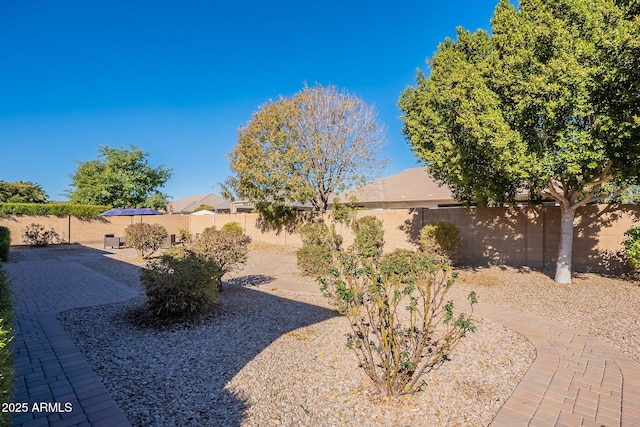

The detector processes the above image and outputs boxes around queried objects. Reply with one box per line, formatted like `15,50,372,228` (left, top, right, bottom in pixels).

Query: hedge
0,203,109,217
0,228,8,262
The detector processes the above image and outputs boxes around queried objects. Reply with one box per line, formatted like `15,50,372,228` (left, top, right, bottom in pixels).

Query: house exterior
335,167,458,209
336,167,532,209
168,194,230,214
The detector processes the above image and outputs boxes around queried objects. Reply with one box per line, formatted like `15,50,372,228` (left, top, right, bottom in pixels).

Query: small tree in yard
187,223,251,291
623,227,640,275
319,216,476,397
125,223,168,259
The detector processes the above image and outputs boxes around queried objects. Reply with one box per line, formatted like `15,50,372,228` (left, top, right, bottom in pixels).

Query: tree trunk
555,206,576,284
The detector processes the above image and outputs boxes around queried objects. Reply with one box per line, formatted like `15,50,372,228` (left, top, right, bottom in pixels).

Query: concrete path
4,244,640,426
5,247,138,427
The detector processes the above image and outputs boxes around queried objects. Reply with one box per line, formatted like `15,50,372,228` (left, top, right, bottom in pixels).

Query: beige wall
2,205,639,273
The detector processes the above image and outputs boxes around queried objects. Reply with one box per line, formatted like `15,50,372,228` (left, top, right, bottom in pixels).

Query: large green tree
400,0,640,283
0,181,48,203
226,84,387,226
66,145,173,210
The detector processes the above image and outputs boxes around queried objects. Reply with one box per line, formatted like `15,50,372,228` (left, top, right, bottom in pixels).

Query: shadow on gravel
47,245,337,426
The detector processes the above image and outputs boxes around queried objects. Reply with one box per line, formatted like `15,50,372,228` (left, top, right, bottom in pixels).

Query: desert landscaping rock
58,245,535,426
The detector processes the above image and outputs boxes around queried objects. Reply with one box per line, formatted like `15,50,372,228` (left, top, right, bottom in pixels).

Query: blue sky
0,0,497,202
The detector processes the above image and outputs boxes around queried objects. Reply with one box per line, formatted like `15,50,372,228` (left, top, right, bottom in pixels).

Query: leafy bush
0,203,108,217
0,227,9,262
419,222,461,264
318,226,476,397
297,222,342,276
220,221,243,235
21,223,62,246
178,228,192,243
124,223,168,259
193,204,214,212
352,216,384,260
0,265,14,426
141,249,220,316
186,226,251,290
623,227,640,273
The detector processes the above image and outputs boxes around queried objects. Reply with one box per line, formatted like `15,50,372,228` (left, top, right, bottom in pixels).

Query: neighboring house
335,167,532,209
169,194,230,214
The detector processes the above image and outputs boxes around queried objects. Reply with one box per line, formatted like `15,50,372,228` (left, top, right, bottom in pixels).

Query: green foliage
400,0,640,283
22,223,62,246
401,0,640,207
124,223,168,259
178,228,192,243
141,249,220,316
351,216,384,260
0,203,108,217
0,228,9,263
220,221,244,235
623,227,640,273
0,266,14,426
226,83,387,226
331,195,358,227
319,230,476,397
0,180,47,203
185,226,251,290
66,145,173,210
193,204,214,212
419,222,461,264
297,222,343,276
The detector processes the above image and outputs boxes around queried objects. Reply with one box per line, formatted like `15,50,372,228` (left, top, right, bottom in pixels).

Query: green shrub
623,227,640,273
187,226,251,290
297,222,342,276
0,266,14,426
220,221,243,235
178,228,192,243
419,222,461,264
0,203,108,217
318,227,476,397
352,216,384,260
22,223,62,246
124,223,168,259
141,249,220,316
0,227,9,262
193,204,214,212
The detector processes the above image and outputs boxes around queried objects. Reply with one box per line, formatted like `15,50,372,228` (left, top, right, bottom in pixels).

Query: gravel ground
55,243,640,426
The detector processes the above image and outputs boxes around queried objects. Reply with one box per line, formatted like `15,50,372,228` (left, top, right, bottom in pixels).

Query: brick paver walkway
5,247,138,427
4,245,640,426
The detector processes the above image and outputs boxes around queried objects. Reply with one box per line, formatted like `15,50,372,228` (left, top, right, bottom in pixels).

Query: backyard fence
1,204,639,273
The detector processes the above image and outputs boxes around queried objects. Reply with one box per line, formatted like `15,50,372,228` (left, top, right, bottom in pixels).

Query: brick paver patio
4,245,640,426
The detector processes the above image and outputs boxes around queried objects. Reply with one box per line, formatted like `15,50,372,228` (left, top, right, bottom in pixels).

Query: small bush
318,225,476,397
141,249,220,316
186,226,251,290
178,228,192,243
0,227,9,262
419,222,461,264
124,223,168,259
21,223,62,246
623,227,640,273
297,222,342,276
220,221,243,235
0,265,14,426
352,216,384,260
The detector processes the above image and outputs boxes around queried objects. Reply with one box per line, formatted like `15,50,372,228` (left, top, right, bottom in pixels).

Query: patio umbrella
98,208,163,216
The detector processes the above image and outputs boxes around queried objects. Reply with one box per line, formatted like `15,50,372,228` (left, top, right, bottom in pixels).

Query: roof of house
338,167,454,206
169,193,230,214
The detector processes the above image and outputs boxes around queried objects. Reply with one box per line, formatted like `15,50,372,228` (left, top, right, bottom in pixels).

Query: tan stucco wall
2,205,638,273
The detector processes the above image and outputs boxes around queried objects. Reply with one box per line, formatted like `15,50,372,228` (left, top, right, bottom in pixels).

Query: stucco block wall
2,204,638,273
